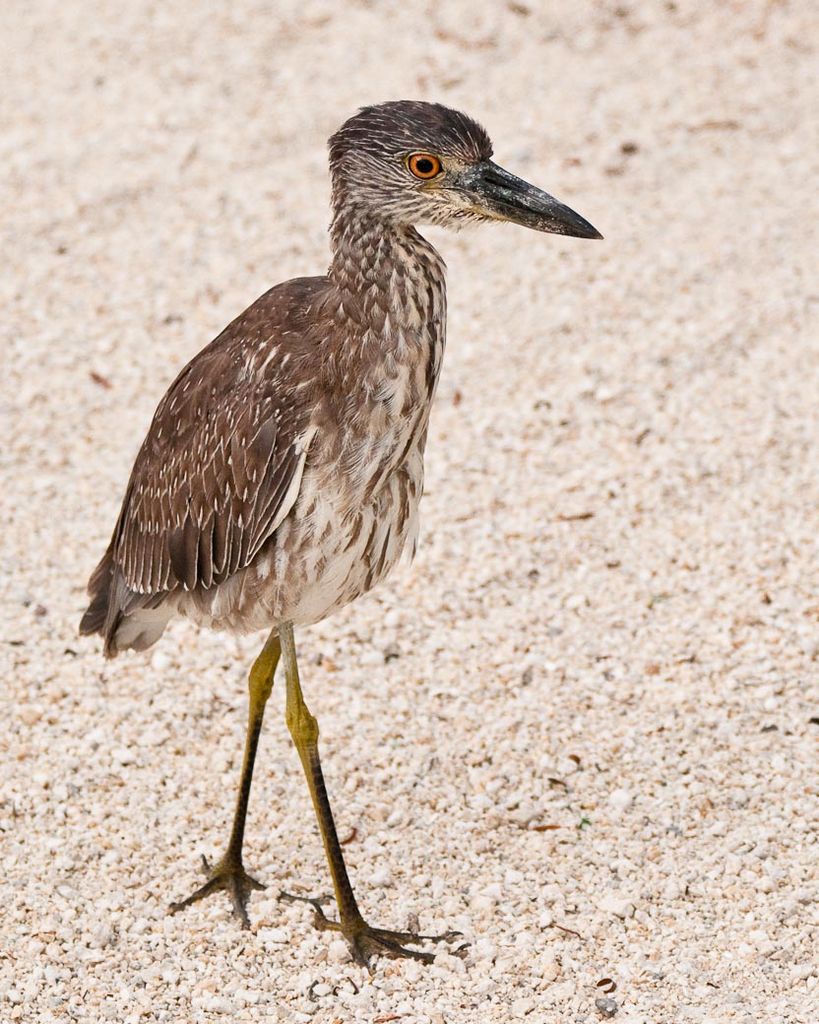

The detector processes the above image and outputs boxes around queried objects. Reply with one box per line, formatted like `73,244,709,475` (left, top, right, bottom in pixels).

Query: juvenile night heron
80,100,600,965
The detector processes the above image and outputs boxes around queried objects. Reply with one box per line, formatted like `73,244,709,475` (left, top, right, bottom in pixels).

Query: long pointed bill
459,160,602,239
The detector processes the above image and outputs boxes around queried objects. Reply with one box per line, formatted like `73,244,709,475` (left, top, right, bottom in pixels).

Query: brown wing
83,277,329,634
114,354,310,596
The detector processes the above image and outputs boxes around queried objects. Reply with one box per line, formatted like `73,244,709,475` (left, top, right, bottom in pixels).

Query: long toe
170,854,265,929
279,893,464,969
346,922,467,969
279,891,339,932
350,925,436,967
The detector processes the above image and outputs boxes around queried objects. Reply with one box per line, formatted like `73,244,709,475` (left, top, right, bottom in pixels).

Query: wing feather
107,293,323,597
81,275,330,658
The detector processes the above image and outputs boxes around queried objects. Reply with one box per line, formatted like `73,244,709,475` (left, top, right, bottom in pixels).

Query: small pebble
370,865,392,886
327,939,350,964
89,924,115,949
607,788,634,814
203,996,232,1014
511,996,535,1018
598,895,636,919
541,955,561,982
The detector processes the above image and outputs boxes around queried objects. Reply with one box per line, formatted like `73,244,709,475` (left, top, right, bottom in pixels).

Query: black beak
459,160,602,239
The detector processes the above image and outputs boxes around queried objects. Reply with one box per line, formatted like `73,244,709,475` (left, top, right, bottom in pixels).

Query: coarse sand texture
1,2,817,1023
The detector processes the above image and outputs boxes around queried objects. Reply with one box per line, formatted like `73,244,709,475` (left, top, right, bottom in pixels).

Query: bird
80,100,601,967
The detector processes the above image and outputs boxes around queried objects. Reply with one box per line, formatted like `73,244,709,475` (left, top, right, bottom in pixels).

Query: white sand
2,2,817,1021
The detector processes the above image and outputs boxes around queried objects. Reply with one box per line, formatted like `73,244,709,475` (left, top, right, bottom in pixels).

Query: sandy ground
1,1,817,1022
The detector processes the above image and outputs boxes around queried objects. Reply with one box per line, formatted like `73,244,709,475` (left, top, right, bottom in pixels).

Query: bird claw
278,891,465,969
170,852,265,928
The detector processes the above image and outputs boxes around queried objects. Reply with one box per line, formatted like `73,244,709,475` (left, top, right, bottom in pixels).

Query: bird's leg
277,623,459,967
169,629,281,928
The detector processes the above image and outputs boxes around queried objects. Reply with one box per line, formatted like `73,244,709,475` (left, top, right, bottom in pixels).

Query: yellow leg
170,629,281,928
278,623,459,967
228,631,281,855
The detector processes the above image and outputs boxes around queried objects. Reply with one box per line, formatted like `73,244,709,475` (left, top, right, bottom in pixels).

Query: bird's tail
79,541,122,658
80,543,175,657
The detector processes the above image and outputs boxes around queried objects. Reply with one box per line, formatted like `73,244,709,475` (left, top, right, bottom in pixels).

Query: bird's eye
407,153,442,179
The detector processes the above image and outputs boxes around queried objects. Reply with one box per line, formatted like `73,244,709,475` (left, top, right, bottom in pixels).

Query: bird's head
328,100,601,239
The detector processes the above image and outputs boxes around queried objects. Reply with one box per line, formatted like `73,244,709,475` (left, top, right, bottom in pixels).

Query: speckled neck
325,208,448,437
328,209,447,337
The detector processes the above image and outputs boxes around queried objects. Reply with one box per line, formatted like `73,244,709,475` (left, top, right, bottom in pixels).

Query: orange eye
407,153,442,179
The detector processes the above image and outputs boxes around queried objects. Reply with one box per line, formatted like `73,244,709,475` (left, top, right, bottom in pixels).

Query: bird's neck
328,209,447,338
326,208,448,454
323,210,448,454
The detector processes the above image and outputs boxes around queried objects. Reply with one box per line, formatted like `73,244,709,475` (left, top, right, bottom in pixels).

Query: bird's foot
279,891,464,968
170,852,265,929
